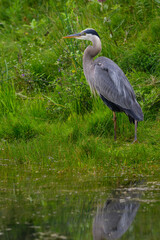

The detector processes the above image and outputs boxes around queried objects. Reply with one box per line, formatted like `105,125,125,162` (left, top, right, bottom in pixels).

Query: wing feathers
93,57,143,121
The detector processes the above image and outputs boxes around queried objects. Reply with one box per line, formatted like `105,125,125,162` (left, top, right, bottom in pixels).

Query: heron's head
63,28,100,42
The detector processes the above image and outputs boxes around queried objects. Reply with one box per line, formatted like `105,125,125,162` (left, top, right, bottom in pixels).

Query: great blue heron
63,28,143,142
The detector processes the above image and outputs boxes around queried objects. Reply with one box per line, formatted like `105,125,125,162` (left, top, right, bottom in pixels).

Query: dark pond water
0,160,160,239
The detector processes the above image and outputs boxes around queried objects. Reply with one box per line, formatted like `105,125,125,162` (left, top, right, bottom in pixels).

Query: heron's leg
113,112,117,140
133,120,138,143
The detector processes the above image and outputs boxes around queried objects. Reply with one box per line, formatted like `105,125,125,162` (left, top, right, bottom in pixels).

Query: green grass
0,110,159,179
0,0,160,180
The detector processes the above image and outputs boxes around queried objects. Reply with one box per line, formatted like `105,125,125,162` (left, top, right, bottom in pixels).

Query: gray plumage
93,57,143,122
63,28,143,141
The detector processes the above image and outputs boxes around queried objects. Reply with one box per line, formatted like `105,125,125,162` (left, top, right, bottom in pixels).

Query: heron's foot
132,139,139,144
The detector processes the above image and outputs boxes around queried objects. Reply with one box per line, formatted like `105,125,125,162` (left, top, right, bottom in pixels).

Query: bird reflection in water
93,184,141,240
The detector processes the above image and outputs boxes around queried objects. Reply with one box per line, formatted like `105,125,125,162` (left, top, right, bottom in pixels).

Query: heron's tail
99,93,143,124
124,101,143,124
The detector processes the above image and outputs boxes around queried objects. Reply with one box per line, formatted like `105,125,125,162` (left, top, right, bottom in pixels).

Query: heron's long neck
83,36,102,83
83,37,102,93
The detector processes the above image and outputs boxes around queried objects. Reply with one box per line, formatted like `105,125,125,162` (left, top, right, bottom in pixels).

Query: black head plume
83,29,100,38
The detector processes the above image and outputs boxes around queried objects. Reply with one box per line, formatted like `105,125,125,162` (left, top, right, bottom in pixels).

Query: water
0,160,160,239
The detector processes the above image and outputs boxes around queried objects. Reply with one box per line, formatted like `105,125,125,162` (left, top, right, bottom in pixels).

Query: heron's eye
82,32,86,36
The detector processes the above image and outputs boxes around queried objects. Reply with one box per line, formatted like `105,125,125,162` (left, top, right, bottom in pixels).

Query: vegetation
0,0,160,178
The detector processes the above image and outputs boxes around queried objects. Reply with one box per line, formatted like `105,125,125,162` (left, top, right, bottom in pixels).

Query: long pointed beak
63,33,82,39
